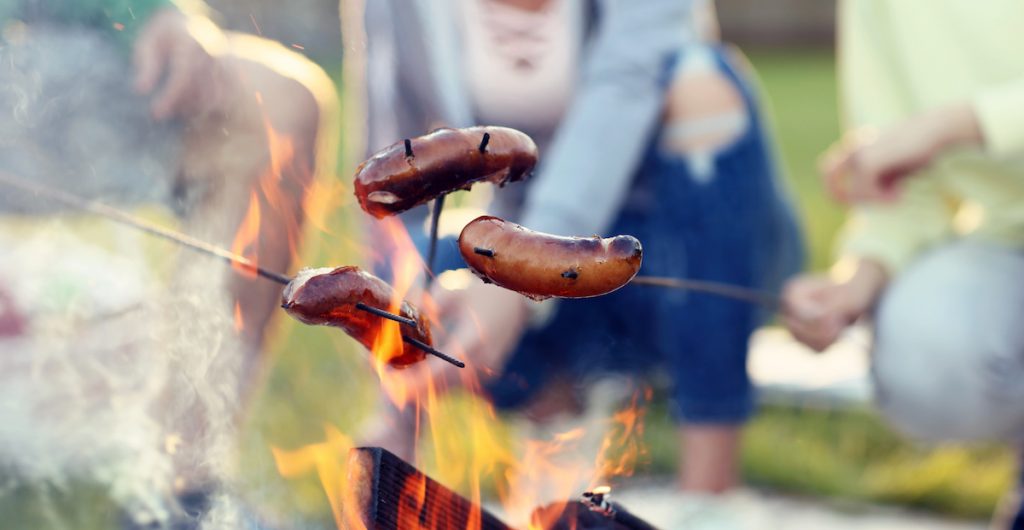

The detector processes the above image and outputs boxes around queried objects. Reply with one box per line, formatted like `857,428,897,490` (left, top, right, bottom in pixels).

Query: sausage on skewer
354,126,538,218
458,216,643,301
281,266,433,368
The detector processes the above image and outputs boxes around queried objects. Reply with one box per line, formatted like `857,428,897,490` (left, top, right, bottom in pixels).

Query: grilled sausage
281,266,432,368
458,216,643,301
354,126,538,218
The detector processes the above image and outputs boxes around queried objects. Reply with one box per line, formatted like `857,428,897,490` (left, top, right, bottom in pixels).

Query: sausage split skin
458,216,643,301
281,266,432,368
354,126,539,218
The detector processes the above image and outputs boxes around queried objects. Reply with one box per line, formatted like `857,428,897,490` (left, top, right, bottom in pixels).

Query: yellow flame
592,387,651,487
271,425,366,530
271,208,653,530
230,191,262,278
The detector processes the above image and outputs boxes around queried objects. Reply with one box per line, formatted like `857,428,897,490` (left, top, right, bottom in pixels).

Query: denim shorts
397,45,803,425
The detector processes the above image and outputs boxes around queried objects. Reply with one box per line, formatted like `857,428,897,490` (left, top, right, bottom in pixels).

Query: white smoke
0,24,246,528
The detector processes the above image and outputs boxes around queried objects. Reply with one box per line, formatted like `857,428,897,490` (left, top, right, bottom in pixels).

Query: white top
457,0,581,137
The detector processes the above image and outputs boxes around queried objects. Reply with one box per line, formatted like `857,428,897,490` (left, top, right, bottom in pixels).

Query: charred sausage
458,216,643,300
281,266,432,368
354,126,538,218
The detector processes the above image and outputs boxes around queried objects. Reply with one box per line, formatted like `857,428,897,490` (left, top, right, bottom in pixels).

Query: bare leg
678,424,742,493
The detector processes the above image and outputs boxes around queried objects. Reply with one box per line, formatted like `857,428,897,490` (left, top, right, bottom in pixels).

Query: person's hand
781,259,888,352
133,9,229,120
435,279,531,372
383,278,531,400
822,103,983,204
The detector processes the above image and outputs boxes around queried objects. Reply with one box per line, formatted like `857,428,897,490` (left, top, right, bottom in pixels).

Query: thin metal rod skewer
0,171,293,286
630,276,781,309
0,171,465,366
423,194,445,289
354,302,417,327
403,335,466,368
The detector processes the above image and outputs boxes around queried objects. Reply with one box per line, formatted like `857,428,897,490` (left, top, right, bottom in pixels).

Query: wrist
929,102,984,151
830,257,889,317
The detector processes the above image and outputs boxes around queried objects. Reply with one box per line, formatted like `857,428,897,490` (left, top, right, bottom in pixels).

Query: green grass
748,49,846,271
641,400,1014,520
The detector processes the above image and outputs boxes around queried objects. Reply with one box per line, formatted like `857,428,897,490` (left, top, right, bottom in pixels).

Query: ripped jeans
480,45,804,424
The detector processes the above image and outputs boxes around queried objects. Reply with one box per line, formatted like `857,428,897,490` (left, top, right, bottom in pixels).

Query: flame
254,91,305,264
233,302,244,333
271,425,365,530
592,387,652,487
369,216,427,407
280,208,652,529
302,178,349,234
231,190,262,278
269,186,652,530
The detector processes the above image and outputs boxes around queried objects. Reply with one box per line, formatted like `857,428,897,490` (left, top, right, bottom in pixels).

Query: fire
368,216,427,406
231,190,262,278
592,387,652,487
269,202,653,530
254,91,305,264
271,425,366,530
302,178,349,235
233,301,244,333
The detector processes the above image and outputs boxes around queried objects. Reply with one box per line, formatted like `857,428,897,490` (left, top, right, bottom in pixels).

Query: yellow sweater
839,0,1024,271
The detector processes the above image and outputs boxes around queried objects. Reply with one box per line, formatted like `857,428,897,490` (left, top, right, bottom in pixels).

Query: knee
872,267,1024,441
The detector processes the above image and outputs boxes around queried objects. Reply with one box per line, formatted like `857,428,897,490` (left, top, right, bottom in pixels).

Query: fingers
133,22,166,95
781,277,851,352
429,285,464,323
820,143,853,203
149,43,196,120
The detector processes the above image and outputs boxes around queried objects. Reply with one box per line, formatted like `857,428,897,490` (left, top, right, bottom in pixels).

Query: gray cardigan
359,0,696,237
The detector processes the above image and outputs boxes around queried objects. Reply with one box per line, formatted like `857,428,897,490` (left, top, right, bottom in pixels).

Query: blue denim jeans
400,46,803,424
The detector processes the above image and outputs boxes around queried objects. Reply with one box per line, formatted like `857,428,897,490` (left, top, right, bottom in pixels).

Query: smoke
0,23,181,213
0,24,245,528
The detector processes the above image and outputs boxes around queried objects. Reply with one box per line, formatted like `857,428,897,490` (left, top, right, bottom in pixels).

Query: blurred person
351,0,803,526
0,1,336,528
780,1,1024,527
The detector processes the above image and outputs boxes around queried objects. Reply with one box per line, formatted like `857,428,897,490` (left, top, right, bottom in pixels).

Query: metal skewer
403,336,466,368
424,193,445,290
355,302,417,327
423,132,493,290
468,244,781,309
0,171,465,368
630,276,781,309
0,171,294,286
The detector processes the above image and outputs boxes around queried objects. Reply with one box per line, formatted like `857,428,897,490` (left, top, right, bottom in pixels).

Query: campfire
0,124,779,528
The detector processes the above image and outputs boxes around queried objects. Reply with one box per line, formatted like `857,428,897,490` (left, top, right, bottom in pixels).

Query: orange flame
592,387,652,487
271,425,366,530
369,216,428,407
233,301,244,333
270,199,653,530
231,190,262,278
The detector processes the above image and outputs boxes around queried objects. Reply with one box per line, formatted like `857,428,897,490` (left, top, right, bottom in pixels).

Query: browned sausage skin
458,216,643,301
281,266,432,368
354,126,538,218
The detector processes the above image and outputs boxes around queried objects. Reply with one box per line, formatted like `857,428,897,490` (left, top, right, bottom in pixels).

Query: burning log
531,500,659,530
346,448,660,530
347,447,512,530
